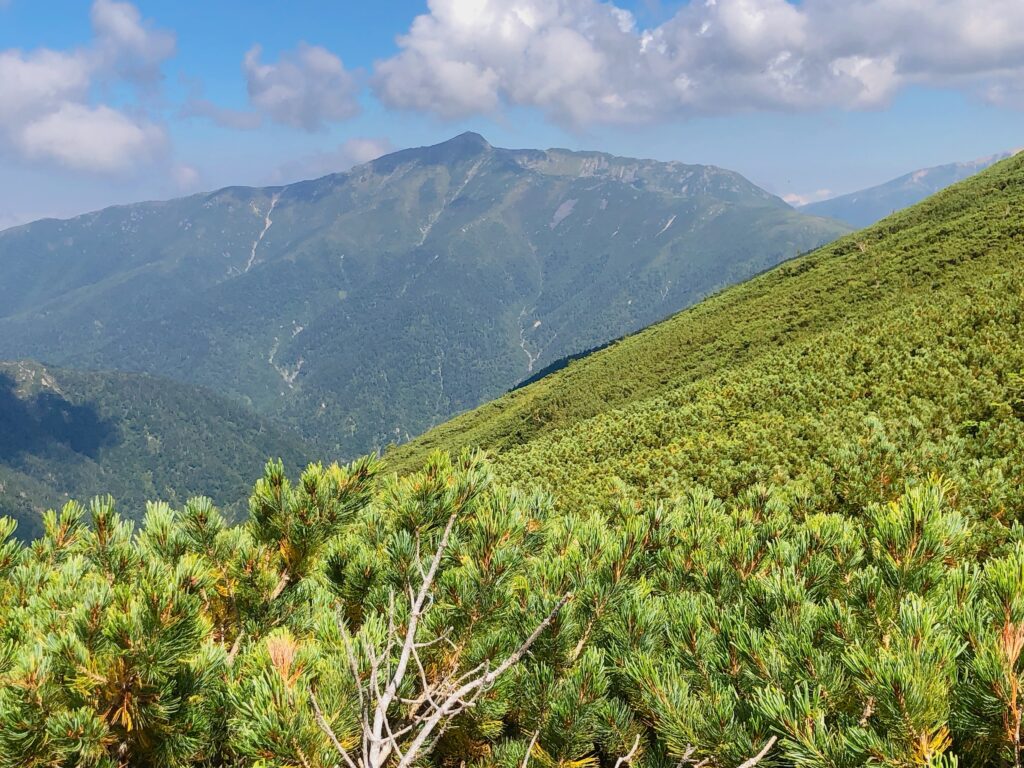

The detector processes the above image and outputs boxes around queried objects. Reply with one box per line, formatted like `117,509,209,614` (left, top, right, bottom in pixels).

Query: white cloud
243,43,360,130
332,137,394,167
784,189,834,207
372,0,1024,126
180,91,264,130
171,163,202,191
90,0,176,83
0,49,91,118
271,137,394,182
15,103,167,173
0,1,174,174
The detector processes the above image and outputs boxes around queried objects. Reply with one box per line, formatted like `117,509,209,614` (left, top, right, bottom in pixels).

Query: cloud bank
0,0,174,173
371,0,1024,127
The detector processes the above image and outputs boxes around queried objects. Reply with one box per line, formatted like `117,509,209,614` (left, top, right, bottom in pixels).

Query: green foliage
3,453,1024,766
0,498,222,767
4,138,1024,767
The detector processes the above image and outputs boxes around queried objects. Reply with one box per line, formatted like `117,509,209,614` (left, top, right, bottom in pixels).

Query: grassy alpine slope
390,152,1024,517
4,157,1024,767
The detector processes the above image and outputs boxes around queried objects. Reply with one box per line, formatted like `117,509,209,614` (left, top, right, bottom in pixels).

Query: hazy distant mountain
0,133,848,456
0,360,310,539
801,151,1017,227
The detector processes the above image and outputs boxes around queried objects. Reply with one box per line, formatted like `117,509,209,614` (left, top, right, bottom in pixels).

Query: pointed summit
443,131,491,150
372,132,492,172
422,131,492,162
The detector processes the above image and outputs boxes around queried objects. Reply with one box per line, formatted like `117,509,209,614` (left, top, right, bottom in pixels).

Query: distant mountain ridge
0,133,848,456
800,150,1019,227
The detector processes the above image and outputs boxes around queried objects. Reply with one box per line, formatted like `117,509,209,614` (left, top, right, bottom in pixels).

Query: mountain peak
428,131,492,158
801,149,1016,227
447,131,490,147
370,131,492,172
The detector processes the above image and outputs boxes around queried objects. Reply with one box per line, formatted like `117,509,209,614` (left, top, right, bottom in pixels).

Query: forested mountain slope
390,152,1024,519
801,151,1015,227
0,360,310,539
0,133,846,455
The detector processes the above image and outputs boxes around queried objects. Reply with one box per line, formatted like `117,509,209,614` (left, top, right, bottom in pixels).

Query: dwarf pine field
2,157,1024,768
393,152,1024,520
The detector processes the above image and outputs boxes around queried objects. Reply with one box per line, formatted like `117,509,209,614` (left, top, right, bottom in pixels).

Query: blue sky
0,0,1021,227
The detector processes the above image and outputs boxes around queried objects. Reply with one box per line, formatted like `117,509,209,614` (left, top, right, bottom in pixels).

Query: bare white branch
521,730,540,768
396,592,572,768
317,507,571,768
311,688,359,768
735,736,777,768
613,735,641,768
676,736,776,768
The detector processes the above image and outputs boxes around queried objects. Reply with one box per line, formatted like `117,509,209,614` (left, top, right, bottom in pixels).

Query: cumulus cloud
15,103,167,173
180,85,264,130
243,43,360,130
372,0,1024,126
190,43,361,132
0,49,92,118
271,137,394,182
90,0,176,83
0,0,174,173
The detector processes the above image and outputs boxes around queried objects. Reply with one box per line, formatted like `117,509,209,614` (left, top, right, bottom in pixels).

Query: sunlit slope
390,152,1024,515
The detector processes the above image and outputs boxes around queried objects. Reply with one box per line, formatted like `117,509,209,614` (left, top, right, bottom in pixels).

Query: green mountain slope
0,361,310,539
801,151,1016,227
390,151,1024,518
0,133,847,456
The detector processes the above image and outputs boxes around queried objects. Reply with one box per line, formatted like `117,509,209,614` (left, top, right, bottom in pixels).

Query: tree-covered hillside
390,152,1024,522
0,133,846,456
0,361,310,539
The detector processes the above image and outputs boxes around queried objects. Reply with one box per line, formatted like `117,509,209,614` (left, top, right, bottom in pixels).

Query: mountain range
800,150,1017,227
0,133,848,464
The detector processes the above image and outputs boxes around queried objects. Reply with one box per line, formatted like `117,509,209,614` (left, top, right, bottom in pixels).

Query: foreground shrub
2,454,1024,766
